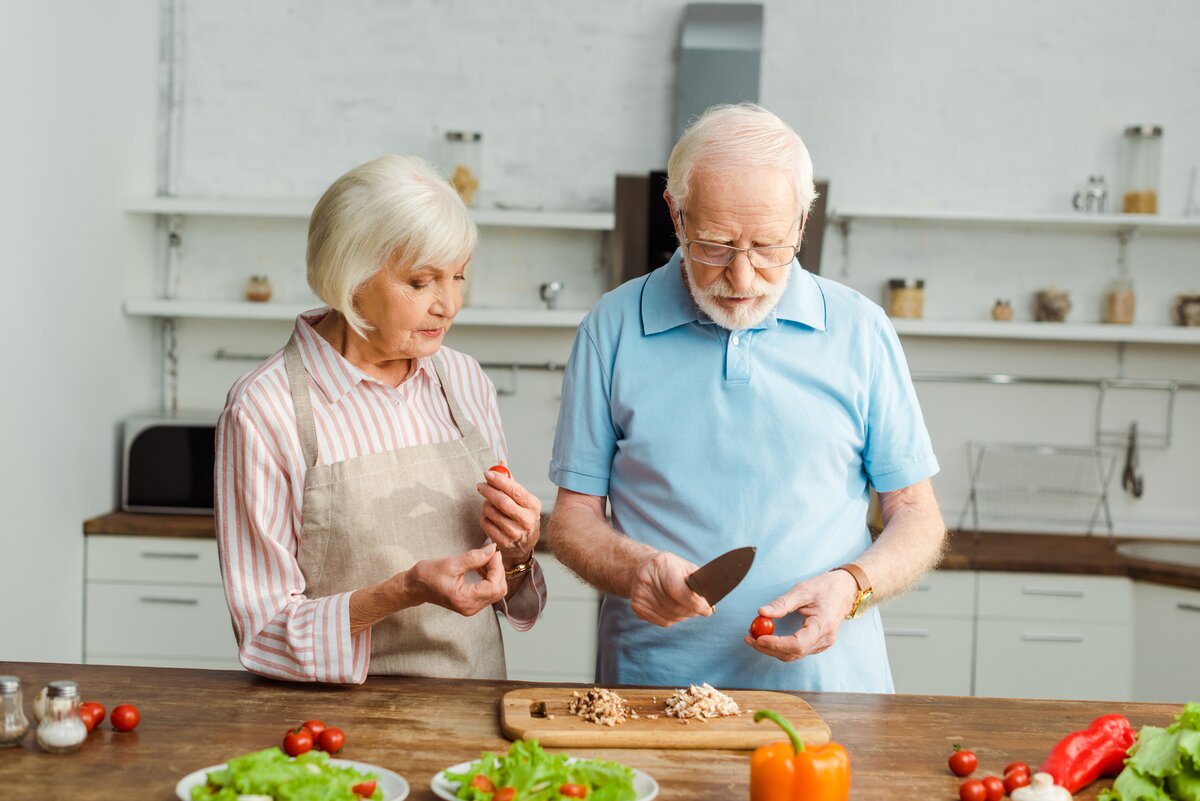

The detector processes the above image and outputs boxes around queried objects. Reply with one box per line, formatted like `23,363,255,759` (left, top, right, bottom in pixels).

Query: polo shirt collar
640,249,828,335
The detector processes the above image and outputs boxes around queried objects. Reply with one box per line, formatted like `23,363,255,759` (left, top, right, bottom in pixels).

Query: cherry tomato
351,780,377,798
470,775,496,792
958,779,987,801
560,784,588,798
316,726,345,754
1004,761,1030,777
749,615,775,639
488,464,512,478
948,748,978,777
301,719,326,739
494,788,517,801
80,701,106,727
79,707,97,732
283,726,313,757
1004,770,1031,794
110,704,140,732
981,775,1004,801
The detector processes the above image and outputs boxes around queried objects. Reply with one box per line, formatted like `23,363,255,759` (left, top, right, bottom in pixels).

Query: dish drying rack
958,442,1118,539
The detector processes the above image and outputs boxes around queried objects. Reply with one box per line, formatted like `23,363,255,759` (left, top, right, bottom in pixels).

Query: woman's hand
401,543,507,617
477,468,541,569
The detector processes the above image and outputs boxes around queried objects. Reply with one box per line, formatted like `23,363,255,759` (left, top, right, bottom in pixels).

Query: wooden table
0,662,1182,800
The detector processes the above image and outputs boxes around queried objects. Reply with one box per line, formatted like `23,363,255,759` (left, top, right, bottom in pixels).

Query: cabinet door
977,572,1131,623
502,555,600,683
881,570,977,618
85,583,238,663
974,619,1132,701
1133,583,1200,703
882,614,974,696
87,535,221,585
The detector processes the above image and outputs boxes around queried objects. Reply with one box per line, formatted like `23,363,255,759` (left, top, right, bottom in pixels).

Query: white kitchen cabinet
502,554,600,683
881,570,978,695
84,535,241,670
1132,582,1200,703
974,572,1132,701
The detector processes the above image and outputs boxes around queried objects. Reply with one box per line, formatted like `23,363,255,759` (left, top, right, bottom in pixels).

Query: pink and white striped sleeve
215,404,370,684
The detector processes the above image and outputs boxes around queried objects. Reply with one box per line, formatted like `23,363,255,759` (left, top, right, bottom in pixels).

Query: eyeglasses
678,210,801,269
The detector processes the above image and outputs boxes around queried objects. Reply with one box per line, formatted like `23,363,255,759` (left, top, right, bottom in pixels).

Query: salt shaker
35,681,87,753
0,675,30,747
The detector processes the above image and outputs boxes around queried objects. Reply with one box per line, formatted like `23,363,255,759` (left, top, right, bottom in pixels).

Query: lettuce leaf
190,747,381,801
444,740,637,801
1100,703,1200,801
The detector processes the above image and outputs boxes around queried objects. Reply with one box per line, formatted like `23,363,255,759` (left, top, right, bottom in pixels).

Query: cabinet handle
915,584,932,592
1021,586,1085,598
1020,632,1084,643
885,628,931,638
1178,603,1200,614
139,596,199,606
140,551,201,560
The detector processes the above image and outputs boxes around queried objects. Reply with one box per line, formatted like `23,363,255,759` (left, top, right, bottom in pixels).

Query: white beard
686,260,791,330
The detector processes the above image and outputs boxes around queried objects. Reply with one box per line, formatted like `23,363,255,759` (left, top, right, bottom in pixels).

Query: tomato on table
80,701,106,727
981,775,1004,801
948,747,977,777
958,779,987,801
749,615,775,639
487,464,512,478
110,704,140,732
316,726,345,754
79,707,97,732
1004,770,1031,793
301,719,326,739
283,726,313,757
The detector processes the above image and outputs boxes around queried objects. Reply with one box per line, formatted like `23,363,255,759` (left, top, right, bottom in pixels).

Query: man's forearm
548,493,656,598
855,479,946,602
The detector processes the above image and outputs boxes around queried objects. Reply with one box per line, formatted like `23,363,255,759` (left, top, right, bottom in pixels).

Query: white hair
307,154,477,337
666,103,817,213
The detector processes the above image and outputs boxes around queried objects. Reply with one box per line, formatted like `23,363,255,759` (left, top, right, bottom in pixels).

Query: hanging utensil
1122,422,1144,499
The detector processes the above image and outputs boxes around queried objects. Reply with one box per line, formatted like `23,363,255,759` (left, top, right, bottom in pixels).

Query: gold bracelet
504,553,536,579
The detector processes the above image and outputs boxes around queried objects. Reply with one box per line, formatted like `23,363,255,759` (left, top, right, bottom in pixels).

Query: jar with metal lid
444,131,482,206
245,275,272,303
35,681,87,753
886,279,925,319
0,675,30,747
1121,125,1162,214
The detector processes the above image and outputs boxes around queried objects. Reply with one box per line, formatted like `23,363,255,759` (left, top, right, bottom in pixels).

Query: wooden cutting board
500,687,831,750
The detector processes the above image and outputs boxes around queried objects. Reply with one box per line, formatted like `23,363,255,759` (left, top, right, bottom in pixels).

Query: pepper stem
754,710,805,755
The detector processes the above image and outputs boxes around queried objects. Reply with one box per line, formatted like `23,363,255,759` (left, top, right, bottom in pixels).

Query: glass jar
245,275,272,303
0,675,30,747
444,131,482,206
1034,289,1072,322
35,681,87,754
1121,125,1162,214
886,278,924,319
1103,278,1135,325
991,299,1013,321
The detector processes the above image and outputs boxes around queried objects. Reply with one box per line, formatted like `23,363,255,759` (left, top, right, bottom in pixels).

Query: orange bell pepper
750,710,851,801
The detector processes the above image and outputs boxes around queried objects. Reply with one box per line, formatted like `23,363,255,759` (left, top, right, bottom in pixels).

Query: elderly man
548,103,945,691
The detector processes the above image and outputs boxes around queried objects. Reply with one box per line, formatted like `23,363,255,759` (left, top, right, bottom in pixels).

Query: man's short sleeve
862,314,940,492
549,322,618,497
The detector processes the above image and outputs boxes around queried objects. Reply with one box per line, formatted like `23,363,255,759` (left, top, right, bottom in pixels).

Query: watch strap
834,562,871,592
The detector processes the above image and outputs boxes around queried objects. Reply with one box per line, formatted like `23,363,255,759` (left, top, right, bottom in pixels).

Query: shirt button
731,335,740,346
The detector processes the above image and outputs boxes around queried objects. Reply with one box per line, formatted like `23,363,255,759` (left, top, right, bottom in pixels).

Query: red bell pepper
1039,713,1136,793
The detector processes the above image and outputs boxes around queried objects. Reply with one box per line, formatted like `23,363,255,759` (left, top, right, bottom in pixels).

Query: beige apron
283,334,506,678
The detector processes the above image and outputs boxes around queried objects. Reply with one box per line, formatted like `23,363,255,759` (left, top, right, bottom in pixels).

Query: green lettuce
190,747,382,801
1101,703,1200,801
444,740,637,801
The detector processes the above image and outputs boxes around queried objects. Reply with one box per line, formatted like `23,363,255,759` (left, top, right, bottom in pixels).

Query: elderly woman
215,155,546,683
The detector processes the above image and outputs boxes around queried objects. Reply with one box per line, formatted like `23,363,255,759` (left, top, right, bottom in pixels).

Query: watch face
851,589,874,619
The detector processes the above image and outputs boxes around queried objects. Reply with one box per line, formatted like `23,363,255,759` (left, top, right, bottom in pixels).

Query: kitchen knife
685,546,756,607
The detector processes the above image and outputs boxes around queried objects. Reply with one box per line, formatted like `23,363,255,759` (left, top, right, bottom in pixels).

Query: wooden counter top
0,661,1182,800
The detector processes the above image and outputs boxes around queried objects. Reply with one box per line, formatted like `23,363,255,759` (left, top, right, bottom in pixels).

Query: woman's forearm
348,572,422,636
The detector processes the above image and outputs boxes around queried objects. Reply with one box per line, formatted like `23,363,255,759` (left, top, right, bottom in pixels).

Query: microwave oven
121,413,219,514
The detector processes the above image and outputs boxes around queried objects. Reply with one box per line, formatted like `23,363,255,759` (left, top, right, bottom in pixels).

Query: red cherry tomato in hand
949,748,978,777
301,719,326,739
110,704,140,732
981,775,1004,801
316,726,345,754
560,784,589,798
1004,770,1031,793
282,726,313,757
351,780,377,798
487,464,512,478
494,788,517,801
470,775,496,792
80,701,106,728
749,615,775,639
959,779,987,801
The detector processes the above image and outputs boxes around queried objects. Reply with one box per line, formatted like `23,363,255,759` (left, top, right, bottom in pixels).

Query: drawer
977,572,1132,623
503,595,599,682
974,619,1132,701
880,570,977,618
87,535,221,585
1133,583,1200,703
883,615,974,696
85,583,237,661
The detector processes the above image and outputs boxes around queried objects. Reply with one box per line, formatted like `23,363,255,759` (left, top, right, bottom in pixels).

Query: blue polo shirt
549,250,939,691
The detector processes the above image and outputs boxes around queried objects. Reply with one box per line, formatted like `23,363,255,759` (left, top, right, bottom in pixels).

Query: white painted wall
0,1,160,661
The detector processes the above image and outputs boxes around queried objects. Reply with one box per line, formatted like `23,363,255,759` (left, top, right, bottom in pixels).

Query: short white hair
307,154,477,337
666,103,817,213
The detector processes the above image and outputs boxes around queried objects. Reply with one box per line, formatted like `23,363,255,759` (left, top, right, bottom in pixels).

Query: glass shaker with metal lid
444,131,482,206
1121,125,1163,214
35,680,87,753
0,675,30,747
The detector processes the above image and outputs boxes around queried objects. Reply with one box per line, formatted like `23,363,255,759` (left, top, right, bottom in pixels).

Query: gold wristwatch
833,563,874,620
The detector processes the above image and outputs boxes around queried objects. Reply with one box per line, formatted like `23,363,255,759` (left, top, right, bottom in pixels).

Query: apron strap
430,353,484,443
283,333,321,469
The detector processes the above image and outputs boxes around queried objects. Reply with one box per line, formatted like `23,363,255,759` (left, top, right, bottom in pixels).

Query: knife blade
685,546,757,607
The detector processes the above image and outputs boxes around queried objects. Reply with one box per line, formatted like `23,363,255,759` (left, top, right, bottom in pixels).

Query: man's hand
744,569,859,662
630,551,713,627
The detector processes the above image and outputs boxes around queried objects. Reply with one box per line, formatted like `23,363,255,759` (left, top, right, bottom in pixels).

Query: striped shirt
215,309,546,683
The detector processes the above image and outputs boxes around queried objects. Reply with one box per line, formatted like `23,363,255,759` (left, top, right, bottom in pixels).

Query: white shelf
123,299,586,328
891,318,1200,345
830,207,1200,234
124,196,614,231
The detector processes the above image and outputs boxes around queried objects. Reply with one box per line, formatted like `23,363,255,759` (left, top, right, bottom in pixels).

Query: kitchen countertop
84,511,1200,590
0,661,1183,800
